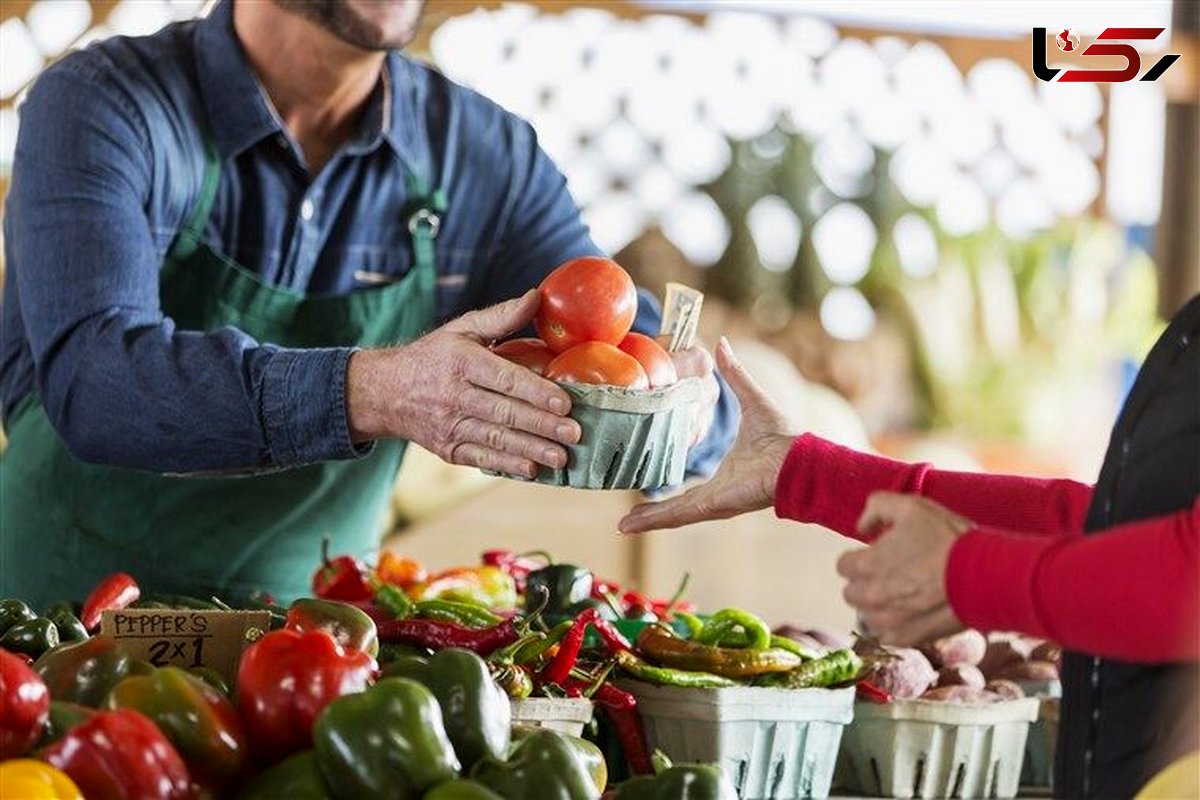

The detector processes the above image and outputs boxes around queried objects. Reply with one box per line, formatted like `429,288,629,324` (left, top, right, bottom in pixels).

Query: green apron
1,139,445,609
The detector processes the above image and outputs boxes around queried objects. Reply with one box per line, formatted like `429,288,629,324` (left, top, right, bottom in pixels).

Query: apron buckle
408,208,441,240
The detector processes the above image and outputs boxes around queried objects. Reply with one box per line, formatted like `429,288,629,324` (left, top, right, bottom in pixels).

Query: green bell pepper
238,751,333,800
36,701,97,748
511,724,606,795
423,779,504,800
613,765,738,800
383,648,510,772
0,617,59,659
525,565,593,619
0,599,37,637
313,677,461,799
472,727,599,800
33,636,148,707
105,666,249,791
285,598,380,658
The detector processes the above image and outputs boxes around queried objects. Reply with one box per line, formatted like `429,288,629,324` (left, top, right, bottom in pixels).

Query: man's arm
7,63,359,472
472,115,736,476
776,434,1094,540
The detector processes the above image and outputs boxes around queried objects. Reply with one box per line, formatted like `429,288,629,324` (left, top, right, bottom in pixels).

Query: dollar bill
659,282,704,352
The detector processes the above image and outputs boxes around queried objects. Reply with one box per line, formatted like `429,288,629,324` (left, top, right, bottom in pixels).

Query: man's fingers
449,443,539,480
447,289,540,342
460,387,580,445
453,418,567,469
836,547,873,580
856,491,907,537
870,605,961,648
668,345,714,381
465,350,573,416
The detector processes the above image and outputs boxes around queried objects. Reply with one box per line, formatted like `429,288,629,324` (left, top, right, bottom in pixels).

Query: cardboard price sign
101,609,272,682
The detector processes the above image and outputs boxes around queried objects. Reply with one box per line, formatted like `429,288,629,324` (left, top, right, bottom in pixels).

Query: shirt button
300,199,315,221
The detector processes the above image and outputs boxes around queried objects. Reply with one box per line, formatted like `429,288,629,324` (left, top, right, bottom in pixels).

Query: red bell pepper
311,539,374,602
0,648,50,759
236,628,376,763
80,573,140,632
40,708,191,800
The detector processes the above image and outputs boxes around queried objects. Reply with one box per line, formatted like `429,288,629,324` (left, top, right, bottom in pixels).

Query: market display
0,549,1067,799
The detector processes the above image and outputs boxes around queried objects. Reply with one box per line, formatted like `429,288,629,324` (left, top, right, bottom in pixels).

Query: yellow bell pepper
0,760,83,800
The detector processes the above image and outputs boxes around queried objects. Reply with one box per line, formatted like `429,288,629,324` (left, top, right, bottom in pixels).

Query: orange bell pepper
375,552,428,589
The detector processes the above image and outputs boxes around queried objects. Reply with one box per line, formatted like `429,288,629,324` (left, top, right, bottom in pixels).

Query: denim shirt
1,0,736,475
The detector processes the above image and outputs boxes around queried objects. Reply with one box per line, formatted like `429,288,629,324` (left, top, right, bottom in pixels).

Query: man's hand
668,344,719,448
618,338,796,533
837,493,972,646
346,290,581,479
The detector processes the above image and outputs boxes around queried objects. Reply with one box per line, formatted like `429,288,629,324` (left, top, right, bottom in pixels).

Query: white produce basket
509,697,594,737
1017,681,1061,789
838,698,1039,799
618,680,855,799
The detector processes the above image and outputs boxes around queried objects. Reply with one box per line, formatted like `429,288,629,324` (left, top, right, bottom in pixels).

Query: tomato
492,337,555,376
618,333,678,388
544,342,649,389
535,257,638,353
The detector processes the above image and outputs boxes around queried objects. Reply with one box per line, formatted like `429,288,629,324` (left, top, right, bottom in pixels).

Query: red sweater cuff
946,528,1051,638
773,433,930,540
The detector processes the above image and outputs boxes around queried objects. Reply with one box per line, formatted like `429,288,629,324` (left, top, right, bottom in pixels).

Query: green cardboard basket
490,376,703,491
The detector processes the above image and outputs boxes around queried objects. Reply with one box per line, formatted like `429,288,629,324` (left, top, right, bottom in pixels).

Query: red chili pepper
42,708,192,799
80,572,141,632
856,680,893,704
0,649,49,759
591,577,622,600
591,617,632,654
236,628,376,763
376,617,523,656
311,539,374,602
590,682,654,776
651,599,697,617
542,608,598,685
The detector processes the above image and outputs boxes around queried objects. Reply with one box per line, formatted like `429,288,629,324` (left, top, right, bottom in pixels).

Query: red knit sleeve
946,500,1200,663
773,434,1093,541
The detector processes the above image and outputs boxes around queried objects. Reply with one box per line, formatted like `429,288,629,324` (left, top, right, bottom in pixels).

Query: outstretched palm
618,338,798,533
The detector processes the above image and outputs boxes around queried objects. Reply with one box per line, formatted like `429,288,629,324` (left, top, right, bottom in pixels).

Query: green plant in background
696,125,1161,441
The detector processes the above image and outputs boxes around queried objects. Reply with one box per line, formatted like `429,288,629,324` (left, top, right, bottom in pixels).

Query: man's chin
274,0,424,52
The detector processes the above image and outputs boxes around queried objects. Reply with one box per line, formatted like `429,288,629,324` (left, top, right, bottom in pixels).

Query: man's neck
233,0,385,175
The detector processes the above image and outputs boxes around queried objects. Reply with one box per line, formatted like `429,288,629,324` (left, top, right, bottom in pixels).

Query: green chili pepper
1,617,59,659
635,627,800,679
377,642,431,664
752,648,863,689
415,599,503,629
615,649,738,689
513,620,571,666
0,599,37,638
46,608,88,644
675,612,705,639
374,584,413,619
695,608,771,650
769,635,821,661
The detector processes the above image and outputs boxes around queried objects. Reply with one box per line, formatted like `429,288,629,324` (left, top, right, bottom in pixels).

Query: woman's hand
837,492,971,646
618,338,796,533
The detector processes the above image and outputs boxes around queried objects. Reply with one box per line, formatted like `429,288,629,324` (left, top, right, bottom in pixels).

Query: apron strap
169,136,221,262
404,170,446,278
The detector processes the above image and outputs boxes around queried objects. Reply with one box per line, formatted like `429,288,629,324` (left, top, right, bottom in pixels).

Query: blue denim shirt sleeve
5,62,359,472
473,115,737,478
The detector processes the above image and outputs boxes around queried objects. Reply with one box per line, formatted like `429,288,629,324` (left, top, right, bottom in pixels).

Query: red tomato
535,257,638,353
618,332,678,388
492,337,555,376
544,342,649,389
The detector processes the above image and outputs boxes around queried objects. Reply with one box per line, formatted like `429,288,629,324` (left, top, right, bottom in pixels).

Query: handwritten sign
101,609,272,682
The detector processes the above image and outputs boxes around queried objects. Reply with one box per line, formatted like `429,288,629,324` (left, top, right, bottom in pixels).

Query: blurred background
1,0,1197,629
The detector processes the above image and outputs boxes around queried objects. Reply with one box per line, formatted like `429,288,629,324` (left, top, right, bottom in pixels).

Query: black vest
1056,294,1200,798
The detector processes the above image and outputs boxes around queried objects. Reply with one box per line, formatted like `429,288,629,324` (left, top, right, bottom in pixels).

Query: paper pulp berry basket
837,697,1040,799
510,697,594,737
535,377,703,491
617,680,855,799
1019,684,1060,790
